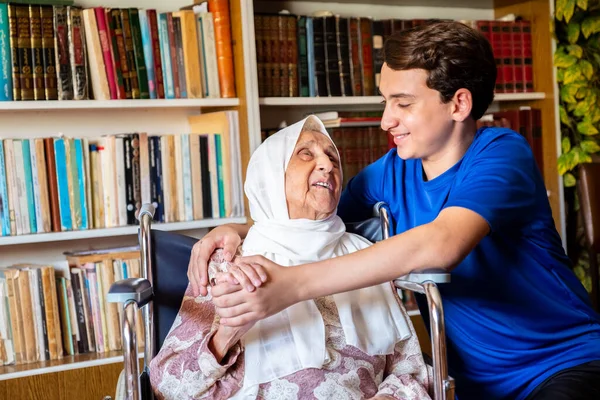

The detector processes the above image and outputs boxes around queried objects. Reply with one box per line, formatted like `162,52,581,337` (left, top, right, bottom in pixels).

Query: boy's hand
188,225,243,296
210,255,301,327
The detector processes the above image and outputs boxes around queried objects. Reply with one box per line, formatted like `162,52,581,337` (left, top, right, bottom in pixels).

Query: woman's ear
451,88,473,122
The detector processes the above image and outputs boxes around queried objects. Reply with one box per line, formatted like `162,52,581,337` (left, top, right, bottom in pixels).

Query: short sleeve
338,150,396,223
444,133,540,233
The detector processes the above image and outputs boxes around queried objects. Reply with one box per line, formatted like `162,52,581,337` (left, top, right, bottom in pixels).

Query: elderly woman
148,116,430,399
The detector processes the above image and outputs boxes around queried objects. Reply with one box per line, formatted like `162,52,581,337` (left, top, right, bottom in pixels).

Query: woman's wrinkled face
285,130,342,220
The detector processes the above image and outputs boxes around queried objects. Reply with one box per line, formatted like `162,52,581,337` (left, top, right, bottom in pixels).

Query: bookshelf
259,92,547,106
0,98,240,111
0,0,258,395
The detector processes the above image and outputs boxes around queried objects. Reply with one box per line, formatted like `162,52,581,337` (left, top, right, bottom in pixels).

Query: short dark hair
383,20,496,120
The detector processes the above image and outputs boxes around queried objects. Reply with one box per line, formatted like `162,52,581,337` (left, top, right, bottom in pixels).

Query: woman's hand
210,256,302,327
188,225,243,296
209,320,254,363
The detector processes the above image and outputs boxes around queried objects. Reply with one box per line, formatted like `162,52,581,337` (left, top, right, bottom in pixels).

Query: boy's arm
213,206,489,326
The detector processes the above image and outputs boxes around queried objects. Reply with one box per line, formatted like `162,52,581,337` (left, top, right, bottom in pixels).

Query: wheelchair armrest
107,278,153,308
394,269,451,287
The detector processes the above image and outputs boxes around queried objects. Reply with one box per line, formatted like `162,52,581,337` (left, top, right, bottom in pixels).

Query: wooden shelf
0,350,142,381
0,217,247,246
259,92,545,106
0,98,240,111
267,0,494,9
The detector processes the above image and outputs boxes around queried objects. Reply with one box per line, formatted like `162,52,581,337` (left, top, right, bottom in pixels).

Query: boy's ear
451,88,473,122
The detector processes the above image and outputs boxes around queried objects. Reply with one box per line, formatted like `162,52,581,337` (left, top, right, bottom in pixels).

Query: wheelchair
107,202,455,400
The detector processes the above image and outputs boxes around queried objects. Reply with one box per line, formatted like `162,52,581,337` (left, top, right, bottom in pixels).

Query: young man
188,21,600,399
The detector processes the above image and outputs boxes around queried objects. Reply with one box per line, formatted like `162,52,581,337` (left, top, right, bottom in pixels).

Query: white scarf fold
233,116,411,397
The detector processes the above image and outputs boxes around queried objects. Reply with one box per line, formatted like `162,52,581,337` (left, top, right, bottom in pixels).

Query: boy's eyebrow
377,88,416,100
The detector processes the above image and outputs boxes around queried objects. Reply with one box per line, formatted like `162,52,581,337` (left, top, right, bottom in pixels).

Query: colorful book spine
28,138,44,233
158,13,174,99
147,10,164,98
0,4,12,101
94,7,117,100
128,8,149,99
138,10,156,99
0,141,10,235
53,138,72,231
214,134,225,218
21,140,37,234
181,134,193,221
75,139,88,230
306,17,315,97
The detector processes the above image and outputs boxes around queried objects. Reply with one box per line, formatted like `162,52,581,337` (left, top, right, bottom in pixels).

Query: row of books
478,106,544,177
254,13,533,98
0,247,144,365
0,110,244,237
0,0,236,101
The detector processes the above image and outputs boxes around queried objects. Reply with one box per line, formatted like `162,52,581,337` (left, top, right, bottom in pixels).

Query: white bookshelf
259,92,546,106
0,350,143,381
0,217,247,246
0,98,240,112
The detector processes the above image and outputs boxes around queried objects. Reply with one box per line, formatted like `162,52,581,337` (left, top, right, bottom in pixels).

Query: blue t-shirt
338,126,600,400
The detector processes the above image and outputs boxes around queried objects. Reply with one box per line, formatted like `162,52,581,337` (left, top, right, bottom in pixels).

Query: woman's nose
316,154,333,172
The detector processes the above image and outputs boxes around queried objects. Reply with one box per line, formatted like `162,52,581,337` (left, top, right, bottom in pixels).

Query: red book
489,21,504,93
147,10,164,99
94,7,117,99
501,21,514,93
520,20,533,92
512,21,524,92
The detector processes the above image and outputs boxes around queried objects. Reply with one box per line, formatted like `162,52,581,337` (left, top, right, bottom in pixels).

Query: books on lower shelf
0,246,145,366
0,110,244,237
0,0,236,101
254,12,533,98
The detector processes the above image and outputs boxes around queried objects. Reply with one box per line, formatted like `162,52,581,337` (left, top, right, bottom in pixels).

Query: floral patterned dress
148,279,432,400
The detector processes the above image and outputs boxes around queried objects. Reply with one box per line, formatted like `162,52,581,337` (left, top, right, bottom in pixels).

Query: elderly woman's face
285,130,342,220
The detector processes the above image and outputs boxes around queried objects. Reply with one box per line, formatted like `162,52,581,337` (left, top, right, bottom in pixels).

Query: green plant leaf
564,64,584,83
561,84,579,103
560,106,570,126
558,151,577,174
554,51,579,68
568,102,578,112
581,139,600,153
577,119,599,134
574,99,591,116
574,265,586,280
562,136,572,153
564,0,576,22
564,172,577,187
576,86,589,99
577,0,588,10
567,22,581,43
581,15,600,38
567,44,584,58
591,107,600,123
577,147,593,163
557,0,567,20
557,68,565,82
580,59,594,79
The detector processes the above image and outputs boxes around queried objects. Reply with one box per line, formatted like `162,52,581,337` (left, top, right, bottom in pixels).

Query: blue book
74,139,88,230
21,140,37,233
122,261,128,279
181,134,193,221
214,134,225,218
0,4,12,101
0,140,10,235
53,138,72,231
306,17,316,97
158,13,174,99
139,11,157,99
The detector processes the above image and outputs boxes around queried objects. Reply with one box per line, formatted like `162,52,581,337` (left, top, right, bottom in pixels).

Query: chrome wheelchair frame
107,202,455,400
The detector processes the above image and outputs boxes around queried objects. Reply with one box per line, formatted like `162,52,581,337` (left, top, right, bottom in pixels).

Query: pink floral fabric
149,278,432,399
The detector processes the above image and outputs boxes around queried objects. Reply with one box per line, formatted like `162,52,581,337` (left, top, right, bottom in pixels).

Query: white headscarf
234,116,411,397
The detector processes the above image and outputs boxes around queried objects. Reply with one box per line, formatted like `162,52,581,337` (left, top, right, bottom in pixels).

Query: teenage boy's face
379,64,455,161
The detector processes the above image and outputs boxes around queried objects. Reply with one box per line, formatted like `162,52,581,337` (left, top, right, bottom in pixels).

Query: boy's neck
421,119,477,181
